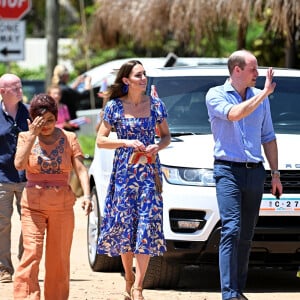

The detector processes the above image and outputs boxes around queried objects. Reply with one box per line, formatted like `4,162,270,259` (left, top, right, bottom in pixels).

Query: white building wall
17,38,74,71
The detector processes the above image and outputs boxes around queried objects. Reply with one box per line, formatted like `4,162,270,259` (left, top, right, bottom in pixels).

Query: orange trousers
13,186,75,300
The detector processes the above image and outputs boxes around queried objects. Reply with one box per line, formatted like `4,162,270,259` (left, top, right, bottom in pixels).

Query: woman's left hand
145,144,159,155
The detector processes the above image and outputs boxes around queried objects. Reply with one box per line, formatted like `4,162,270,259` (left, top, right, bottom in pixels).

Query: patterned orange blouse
16,130,83,210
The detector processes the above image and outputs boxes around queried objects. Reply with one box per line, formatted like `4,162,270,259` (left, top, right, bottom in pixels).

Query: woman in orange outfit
13,94,92,300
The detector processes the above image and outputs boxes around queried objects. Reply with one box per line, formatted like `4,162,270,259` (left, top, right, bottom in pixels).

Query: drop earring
122,84,128,94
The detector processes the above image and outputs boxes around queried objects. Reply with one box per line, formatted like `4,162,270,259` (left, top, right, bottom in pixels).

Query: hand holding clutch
128,151,156,164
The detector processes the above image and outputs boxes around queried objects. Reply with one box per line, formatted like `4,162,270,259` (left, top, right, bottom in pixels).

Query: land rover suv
87,65,300,288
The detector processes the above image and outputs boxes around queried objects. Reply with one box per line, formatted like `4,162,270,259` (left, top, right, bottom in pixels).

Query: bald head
227,50,257,75
0,73,21,89
0,73,23,104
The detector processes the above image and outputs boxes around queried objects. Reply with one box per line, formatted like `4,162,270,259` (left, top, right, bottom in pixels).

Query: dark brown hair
29,93,58,120
108,60,143,99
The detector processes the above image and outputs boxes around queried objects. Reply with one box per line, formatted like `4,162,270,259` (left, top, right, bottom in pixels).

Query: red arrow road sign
0,0,32,20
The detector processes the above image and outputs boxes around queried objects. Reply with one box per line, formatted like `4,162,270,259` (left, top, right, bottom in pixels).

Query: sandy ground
1,197,299,300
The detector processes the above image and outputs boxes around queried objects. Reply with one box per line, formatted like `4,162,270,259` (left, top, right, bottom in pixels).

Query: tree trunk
237,14,248,50
46,0,59,89
285,26,297,68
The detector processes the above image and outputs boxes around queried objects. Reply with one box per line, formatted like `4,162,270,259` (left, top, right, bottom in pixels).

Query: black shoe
239,294,249,300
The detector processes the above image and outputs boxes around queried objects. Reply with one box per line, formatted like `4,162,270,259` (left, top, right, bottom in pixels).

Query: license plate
260,197,300,211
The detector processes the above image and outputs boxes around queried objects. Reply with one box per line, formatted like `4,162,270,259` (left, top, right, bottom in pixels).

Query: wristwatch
271,170,280,178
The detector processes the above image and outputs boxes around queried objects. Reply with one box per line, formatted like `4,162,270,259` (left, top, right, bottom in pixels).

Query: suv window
21,80,45,104
268,77,300,134
148,75,300,135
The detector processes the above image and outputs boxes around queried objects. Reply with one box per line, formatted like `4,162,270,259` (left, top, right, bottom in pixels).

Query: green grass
78,134,96,158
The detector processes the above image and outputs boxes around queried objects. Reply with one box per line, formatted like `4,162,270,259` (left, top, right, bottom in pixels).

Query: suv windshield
148,75,300,135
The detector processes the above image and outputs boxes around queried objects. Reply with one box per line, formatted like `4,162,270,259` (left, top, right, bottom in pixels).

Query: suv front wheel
144,256,182,288
87,186,122,271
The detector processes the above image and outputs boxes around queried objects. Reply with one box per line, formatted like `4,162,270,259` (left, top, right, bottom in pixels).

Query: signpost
0,20,25,61
0,0,32,62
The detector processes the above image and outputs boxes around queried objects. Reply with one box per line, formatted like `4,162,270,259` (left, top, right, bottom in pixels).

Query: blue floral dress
97,96,167,257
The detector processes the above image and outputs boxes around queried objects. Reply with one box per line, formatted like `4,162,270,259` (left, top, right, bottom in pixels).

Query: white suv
87,65,300,288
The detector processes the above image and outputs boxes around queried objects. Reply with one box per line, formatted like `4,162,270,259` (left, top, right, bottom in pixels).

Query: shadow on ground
176,265,300,293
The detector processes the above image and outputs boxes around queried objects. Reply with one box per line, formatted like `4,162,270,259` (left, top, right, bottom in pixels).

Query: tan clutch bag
128,151,156,164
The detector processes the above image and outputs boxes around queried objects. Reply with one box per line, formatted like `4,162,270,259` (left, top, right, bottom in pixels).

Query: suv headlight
162,166,215,186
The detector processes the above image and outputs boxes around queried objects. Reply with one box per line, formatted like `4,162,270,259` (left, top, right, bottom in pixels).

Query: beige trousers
13,186,75,300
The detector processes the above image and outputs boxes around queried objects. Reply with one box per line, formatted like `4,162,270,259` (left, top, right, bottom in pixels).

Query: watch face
271,170,280,178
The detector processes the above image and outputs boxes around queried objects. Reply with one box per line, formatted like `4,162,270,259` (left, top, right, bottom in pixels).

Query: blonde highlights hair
51,65,69,85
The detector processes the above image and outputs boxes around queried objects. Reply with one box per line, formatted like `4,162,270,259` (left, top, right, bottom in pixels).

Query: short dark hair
29,93,58,120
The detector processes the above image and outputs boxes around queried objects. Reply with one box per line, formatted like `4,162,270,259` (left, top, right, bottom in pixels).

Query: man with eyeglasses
0,73,30,283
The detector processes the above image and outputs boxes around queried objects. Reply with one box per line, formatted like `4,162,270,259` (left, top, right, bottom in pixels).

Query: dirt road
1,198,299,299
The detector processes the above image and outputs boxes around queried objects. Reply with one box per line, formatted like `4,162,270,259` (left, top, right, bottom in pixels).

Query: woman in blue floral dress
96,60,171,300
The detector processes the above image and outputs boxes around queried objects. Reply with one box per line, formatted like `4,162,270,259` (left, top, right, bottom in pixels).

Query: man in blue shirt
0,74,29,283
206,50,282,300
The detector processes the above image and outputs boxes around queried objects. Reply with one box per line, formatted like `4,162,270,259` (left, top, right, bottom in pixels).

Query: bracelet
83,195,91,200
